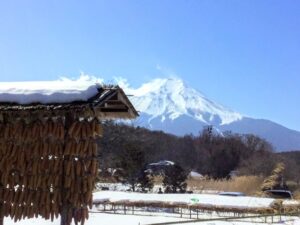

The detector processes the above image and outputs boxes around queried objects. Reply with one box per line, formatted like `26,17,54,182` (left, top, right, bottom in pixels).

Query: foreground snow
2,191,299,224
3,213,186,225
2,191,300,225
3,212,300,225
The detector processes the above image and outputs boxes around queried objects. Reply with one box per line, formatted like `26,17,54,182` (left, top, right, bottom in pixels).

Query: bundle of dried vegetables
0,117,101,225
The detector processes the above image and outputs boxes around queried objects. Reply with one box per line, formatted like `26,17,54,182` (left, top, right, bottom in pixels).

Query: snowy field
3,212,300,225
1,191,300,225
93,191,298,209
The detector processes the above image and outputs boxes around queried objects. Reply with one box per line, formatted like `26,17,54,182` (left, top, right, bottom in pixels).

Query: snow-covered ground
3,212,300,225
93,191,287,209
1,182,299,225
2,191,299,225
96,183,221,197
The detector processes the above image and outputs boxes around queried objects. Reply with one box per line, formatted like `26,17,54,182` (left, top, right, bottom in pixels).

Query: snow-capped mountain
118,77,300,151
121,77,242,125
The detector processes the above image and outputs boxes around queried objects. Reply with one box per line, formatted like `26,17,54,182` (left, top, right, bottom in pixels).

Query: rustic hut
0,81,138,225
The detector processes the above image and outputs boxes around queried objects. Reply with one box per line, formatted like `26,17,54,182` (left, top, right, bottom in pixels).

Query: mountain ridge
116,77,300,151
122,77,243,125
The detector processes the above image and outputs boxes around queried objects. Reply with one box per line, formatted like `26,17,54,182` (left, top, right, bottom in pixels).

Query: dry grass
153,175,164,184
187,176,264,195
293,190,300,200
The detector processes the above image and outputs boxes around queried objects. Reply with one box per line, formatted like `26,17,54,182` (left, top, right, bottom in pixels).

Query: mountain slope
220,117,300,151
119,77,300,151
123,77,242,126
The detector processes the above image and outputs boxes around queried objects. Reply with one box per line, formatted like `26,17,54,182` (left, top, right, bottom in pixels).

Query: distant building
146,160,175,175
189,171,204,180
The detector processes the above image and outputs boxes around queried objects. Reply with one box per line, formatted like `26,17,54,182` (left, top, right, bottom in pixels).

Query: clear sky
0,0,299,130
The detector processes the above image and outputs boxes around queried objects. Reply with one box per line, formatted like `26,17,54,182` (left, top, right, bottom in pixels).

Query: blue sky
0,0,299,130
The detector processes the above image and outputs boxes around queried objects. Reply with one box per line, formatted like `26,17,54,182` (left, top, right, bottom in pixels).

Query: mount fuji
117,77,300,151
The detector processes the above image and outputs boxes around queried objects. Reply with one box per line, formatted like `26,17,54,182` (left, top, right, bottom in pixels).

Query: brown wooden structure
0,86,138,225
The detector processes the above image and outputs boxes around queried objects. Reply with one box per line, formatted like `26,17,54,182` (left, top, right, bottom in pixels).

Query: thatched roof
0,85,138,119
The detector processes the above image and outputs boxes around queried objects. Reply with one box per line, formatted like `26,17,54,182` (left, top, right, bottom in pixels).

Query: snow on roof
148,160,175,167
218,192,246,196
0,76,138,119
0,76,103,104
189,171,204,178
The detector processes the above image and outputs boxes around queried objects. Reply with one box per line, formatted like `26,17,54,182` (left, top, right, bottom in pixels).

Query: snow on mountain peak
117,77,243,125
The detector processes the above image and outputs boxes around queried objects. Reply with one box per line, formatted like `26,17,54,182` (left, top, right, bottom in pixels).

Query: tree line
98,121,300,191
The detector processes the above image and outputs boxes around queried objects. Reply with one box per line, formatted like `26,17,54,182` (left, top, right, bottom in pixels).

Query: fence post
271,215,273,223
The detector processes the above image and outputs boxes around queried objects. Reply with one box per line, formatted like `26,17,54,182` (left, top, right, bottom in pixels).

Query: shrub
163,164,188,193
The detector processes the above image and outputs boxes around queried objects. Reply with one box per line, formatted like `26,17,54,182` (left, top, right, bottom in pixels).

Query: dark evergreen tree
115,140,153,192
163,164,188,193
136,168,154,192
